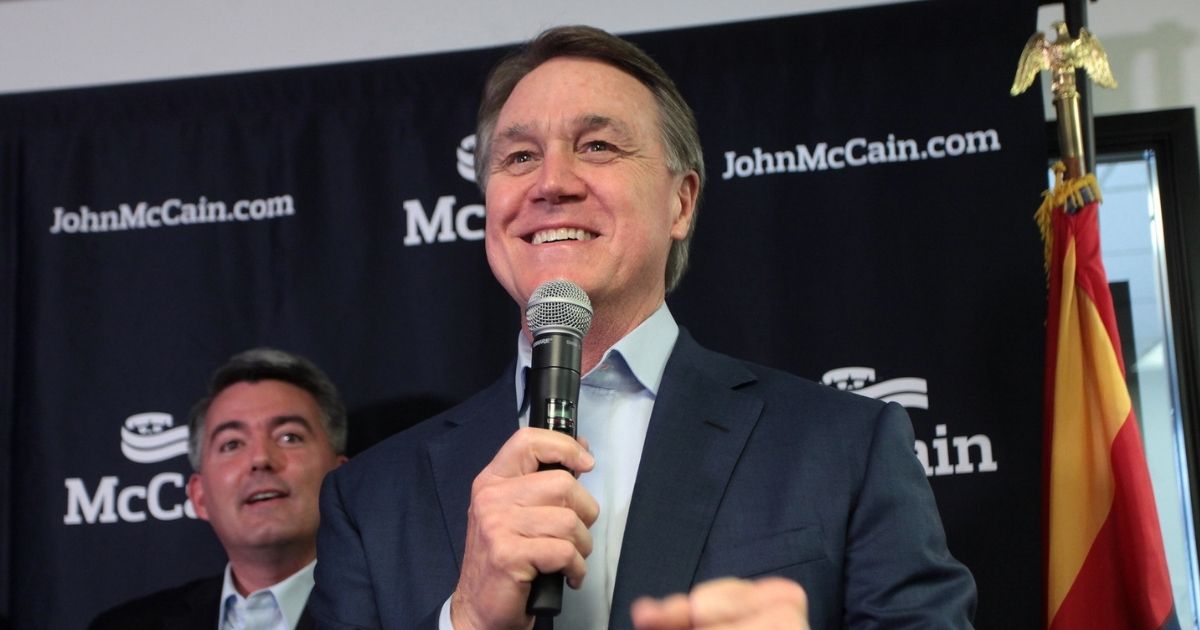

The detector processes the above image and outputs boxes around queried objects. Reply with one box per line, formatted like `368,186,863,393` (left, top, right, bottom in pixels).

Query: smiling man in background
91,348,347,630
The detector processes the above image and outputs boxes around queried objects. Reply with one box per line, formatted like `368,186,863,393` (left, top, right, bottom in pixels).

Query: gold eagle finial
1011,21,1117,97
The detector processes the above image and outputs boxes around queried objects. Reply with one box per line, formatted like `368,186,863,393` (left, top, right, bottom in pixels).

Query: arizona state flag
1039,165,1176,629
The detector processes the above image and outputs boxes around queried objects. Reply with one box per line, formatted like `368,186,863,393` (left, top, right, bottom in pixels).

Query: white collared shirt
218,559,315,630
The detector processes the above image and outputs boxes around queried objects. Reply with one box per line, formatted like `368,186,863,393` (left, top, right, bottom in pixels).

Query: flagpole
1063,0,1096,176
1014,3,1115,183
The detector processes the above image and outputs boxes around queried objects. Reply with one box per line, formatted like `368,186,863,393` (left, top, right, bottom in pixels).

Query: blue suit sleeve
843,402,977,628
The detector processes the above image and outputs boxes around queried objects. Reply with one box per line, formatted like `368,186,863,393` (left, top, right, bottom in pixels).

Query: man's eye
582,140,612,152
495,150,540,175
278,432,304,445
579,140,623,164
218,439,242,453
504,151,535,165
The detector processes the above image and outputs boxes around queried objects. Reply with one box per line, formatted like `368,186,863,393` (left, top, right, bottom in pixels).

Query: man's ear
186,472,210,522
669,170,700,241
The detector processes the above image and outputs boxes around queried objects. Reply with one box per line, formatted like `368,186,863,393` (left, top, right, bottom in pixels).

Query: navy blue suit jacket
312,330,975,629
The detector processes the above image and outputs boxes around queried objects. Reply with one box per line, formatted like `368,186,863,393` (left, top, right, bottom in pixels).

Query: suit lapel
426,370,520,567
609,331,762,630
171,575,223,630
296,604,317,630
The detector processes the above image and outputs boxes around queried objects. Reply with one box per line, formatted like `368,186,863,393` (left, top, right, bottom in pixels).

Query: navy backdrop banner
0,1,1046,627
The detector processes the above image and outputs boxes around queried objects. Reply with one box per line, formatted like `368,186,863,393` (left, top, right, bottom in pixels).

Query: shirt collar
515,302,679,406
219,559,316,629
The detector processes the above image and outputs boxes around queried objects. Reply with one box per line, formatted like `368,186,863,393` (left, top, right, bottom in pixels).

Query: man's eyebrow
269,414,316,433
207,419,247,445
577,114,632,138
497,123,531,143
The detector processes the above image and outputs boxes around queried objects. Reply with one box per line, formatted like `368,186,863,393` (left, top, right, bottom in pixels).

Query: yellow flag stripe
1046,235,1134,621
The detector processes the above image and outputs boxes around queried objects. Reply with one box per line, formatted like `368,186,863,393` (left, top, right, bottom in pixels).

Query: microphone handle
528,460,569,617
526,333,582,618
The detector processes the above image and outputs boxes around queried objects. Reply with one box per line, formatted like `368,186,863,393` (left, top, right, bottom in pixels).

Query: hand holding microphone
450,280,595,630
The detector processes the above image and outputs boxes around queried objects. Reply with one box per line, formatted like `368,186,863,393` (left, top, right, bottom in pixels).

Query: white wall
1,0,1196,123
0,0,895,94
1036,0,1200,122
2,0,1195,122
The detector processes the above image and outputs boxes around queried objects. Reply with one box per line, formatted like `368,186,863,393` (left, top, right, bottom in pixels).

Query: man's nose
249,439,281,472
535,149,585,204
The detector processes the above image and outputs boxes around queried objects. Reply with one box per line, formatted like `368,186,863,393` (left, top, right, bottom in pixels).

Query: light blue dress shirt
218,559,315,630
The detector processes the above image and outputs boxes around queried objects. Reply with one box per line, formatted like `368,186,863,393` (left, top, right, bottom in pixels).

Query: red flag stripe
1050,414,1174,629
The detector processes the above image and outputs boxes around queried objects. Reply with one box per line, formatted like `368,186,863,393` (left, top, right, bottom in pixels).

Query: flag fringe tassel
1035,162,1102,278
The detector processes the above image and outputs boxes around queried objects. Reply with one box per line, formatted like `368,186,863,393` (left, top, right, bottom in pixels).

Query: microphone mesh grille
526,280,593,337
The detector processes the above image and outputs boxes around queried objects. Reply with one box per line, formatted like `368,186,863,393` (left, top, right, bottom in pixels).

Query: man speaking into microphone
311,25,975,630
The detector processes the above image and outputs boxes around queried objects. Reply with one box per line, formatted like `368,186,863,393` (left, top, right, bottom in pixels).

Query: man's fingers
631,593,691,630
484,426,595,477
689,577,808,627
510,505,594,558
632,578,809,630
474,468,599,526
493,535,589,584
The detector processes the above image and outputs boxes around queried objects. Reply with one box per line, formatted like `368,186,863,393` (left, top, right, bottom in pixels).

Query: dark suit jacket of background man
89,574,316,630
311,330,977,629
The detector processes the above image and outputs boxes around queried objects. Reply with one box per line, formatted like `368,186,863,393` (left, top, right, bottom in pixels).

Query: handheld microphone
524,279,592,618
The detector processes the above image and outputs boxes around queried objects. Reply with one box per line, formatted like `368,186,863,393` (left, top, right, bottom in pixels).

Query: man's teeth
247,491,285,503
531,228,595,245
